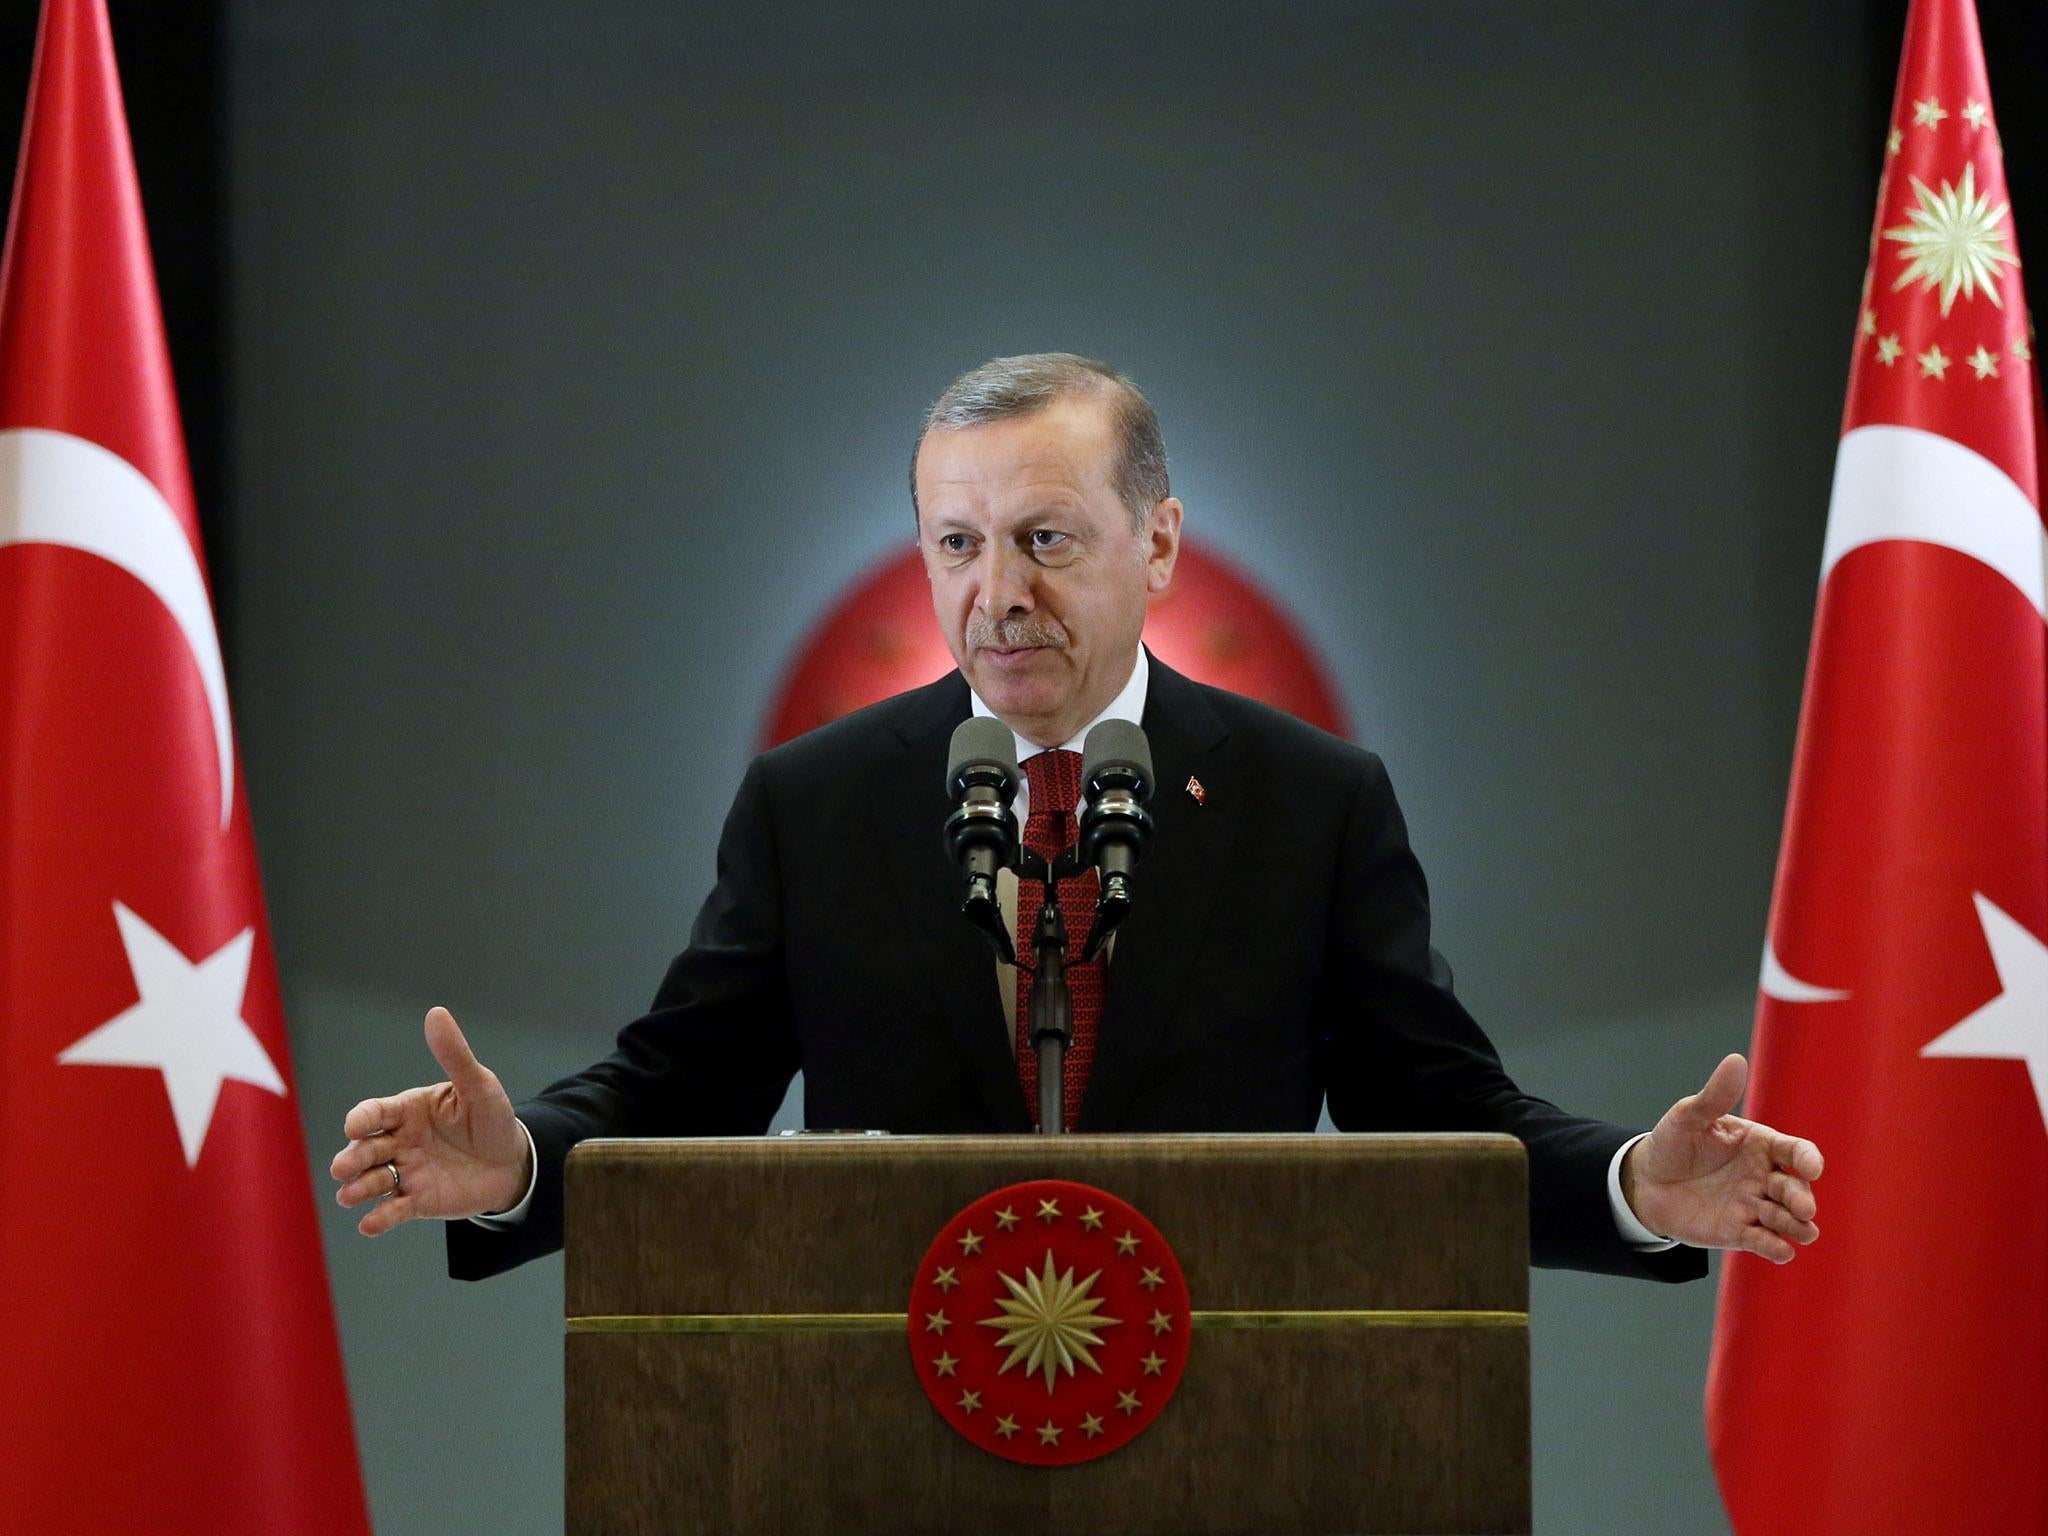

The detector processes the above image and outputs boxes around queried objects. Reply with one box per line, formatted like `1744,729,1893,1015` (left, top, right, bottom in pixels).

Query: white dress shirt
474,645,1673,1250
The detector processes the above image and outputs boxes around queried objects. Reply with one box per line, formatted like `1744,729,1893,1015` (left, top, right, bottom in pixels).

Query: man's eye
1029,530,1069,551
939,534,975,555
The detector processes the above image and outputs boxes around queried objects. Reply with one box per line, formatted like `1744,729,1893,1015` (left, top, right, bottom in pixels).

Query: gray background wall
218,3,1883,1531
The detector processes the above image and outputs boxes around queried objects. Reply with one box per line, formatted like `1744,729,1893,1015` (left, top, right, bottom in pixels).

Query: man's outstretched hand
1623,1053,1823,1263
329,1007,530,1236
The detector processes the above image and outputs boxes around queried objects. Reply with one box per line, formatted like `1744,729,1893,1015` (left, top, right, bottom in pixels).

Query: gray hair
910,352,1170,530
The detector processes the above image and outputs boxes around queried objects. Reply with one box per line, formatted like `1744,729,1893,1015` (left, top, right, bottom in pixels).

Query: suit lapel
1078,658,1234,1129
883,673,1033,1131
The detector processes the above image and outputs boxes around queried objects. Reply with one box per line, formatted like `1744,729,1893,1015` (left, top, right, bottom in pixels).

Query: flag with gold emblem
1706,0,2045,1529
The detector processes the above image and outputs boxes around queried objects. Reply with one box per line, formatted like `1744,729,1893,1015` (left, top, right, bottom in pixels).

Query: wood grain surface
565,1134,1531,1535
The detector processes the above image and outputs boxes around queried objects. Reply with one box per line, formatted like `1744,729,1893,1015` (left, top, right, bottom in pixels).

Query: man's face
914,396,1181,747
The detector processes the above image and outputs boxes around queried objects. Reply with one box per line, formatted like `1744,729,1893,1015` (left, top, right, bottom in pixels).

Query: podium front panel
565,1133,1531,1535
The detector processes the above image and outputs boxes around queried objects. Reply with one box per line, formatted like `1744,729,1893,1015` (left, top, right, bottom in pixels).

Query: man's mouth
967,620,1066,661
977,643,1052,667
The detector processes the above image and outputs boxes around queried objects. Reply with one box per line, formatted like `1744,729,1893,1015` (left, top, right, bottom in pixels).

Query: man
331,354,1822,1284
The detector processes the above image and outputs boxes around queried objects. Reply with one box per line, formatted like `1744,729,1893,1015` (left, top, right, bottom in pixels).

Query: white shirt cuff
464,1118,538,1228
1608,1132,1680,1251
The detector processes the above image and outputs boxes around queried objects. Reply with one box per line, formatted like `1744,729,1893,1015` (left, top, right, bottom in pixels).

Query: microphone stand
1013,847,1090,1135
1028,895,1070,1135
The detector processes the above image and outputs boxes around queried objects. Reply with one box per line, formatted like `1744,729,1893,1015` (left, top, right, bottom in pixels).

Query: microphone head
946,717,1021,803
1082,718,1153,801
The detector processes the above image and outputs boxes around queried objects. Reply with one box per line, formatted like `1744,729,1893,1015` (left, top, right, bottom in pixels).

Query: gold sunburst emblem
979,1249,1122,1393
1884,163,2019,315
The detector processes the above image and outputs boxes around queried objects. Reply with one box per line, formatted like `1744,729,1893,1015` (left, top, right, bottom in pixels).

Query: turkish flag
1707,1,2047,1530
0,3,370,1531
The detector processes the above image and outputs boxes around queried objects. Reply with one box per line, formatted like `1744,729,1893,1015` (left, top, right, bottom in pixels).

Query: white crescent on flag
1762,422,2043,1008
0,426,234,829
1820,422,2047,614
1758,939,1851,1003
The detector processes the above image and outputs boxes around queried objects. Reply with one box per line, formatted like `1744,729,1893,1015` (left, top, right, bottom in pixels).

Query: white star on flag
58,902,287,1166
1922,893,2048,1133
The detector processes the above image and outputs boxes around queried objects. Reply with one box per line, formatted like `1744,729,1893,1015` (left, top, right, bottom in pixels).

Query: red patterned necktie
1013,748,1104,1128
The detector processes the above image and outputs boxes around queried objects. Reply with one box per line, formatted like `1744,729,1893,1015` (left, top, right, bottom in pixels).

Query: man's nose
976,543,1036,616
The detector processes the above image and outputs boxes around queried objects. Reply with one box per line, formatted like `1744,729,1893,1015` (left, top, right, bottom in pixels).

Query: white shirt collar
969,645,1150,762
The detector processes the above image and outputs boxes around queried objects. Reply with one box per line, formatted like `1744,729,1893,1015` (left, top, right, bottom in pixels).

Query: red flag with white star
0,2,369,1530
1707,1,2046,1530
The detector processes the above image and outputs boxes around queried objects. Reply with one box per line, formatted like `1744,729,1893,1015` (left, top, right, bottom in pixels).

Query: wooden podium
563,1133,1531,1535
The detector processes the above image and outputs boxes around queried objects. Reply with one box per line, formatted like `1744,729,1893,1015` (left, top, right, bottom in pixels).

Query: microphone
944,718,1021,963
1077,719,1154,960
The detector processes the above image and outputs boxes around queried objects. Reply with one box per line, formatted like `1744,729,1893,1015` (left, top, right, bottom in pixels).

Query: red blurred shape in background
760,539,1349,748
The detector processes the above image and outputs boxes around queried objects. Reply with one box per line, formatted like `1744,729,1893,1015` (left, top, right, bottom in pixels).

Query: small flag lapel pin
1185,776,1206,806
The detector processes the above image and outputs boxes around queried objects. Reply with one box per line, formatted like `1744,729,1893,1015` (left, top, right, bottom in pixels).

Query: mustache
966,616,1067,651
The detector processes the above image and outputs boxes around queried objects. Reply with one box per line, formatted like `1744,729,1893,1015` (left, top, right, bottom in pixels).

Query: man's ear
1144,498,1184,596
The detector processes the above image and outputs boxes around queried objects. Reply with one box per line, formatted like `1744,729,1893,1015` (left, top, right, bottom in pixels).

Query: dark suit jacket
449,655,1704,1284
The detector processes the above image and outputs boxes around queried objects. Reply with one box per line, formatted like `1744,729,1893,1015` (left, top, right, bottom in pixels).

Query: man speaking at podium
330,353,1823,1285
